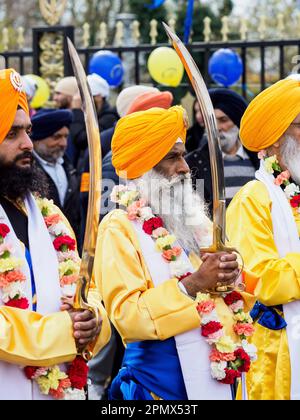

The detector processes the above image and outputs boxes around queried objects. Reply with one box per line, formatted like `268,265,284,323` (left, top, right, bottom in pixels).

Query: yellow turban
240,77,300,152
112,105,187,179
0,69,29,144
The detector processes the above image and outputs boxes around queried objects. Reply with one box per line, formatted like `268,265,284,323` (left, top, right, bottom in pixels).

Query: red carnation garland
142,217,164,235
221,368,241,385
6,297,29,309
53,235,76,252
67,356,89,390
224,291,243,306
201,321,223,337
0,223,10,240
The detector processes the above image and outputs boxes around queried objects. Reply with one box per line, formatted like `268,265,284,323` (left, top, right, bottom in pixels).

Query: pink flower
234,323,255,337
58,251,80,263
0,243,14,256
152,228,169,239
197,300,216,314
0,270,26,287
230,300,244,312
209,348,235,362
127,199,147,220
206,329,224,343
44,214,61,227
33,367,48,379
274,170,290,186
60,274,78,286
162,246,182,262
258,150,266,160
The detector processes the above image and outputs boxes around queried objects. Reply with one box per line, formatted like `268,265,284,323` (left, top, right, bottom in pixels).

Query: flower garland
0,198,87,400
111,185,257,385
259,151,300,213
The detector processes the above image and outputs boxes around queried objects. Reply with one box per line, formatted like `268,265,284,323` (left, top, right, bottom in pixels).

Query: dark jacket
33,155,81,241
185,138,260,214
69,100,119,172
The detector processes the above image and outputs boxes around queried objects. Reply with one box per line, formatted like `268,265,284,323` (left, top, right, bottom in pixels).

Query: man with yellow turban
226,75,300,400
0,69,111,400
95,105,258,400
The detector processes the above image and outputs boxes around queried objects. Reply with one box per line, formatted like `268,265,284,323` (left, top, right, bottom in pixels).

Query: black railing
2,33,300,100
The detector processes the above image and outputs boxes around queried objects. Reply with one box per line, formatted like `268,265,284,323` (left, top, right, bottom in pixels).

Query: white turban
22,75,37,100
116,85,158,117
87,73,110,98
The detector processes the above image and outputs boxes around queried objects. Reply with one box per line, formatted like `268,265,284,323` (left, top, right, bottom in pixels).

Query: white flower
170,259,191,277
241,340,258,362
2,281,26,302
139,206,154,221
63,388,86,400
211,361,227,380
61,284,77,297
284,183,300,199
110,185,128,203
201,309,219,325
48,222,70,236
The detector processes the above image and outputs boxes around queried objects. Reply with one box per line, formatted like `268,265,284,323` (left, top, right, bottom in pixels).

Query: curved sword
163,22,236,254
67,39,102,355
163,24,238,294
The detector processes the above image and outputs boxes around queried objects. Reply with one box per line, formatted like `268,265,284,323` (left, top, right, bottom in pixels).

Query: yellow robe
95,209,253,348
227,180,300,400
0,201,111,368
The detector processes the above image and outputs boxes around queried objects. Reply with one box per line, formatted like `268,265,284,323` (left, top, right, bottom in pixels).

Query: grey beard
134,170,212,254
219,125,240,154
281,134,300,185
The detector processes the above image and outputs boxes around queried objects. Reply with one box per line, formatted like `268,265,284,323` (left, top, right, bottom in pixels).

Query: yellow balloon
26,74,50,109
147,47,184,87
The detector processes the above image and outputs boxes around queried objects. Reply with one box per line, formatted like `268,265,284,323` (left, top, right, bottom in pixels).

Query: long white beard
219,125,239,154
281,134,300,185
134,170,213,254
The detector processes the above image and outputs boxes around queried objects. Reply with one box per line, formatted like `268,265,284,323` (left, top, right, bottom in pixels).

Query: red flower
220,368,241,384
142,217,163,235
234,348,251,372
49,387,65,400
0,223,10,238
67,356,89,390
290,194,300,208
224,291,243,306
5,297,29,310
201,321,223,337
53,235,76,252
24,366,38,379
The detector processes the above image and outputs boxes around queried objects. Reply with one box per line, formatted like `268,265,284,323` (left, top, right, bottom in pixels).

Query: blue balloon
89,51,124,87
208,49,243,87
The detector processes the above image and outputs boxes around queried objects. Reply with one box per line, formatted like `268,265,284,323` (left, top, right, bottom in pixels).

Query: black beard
0,152,48,200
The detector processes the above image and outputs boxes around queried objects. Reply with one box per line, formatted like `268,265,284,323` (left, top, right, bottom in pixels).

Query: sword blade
163,23,226,249
67,39,102,307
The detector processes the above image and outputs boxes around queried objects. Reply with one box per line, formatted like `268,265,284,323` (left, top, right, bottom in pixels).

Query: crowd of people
1,65,300,400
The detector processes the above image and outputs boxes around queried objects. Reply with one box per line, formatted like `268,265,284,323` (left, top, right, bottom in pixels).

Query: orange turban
240,77,300,151
0,68,29,144
126,91,173,115
112,105,187,179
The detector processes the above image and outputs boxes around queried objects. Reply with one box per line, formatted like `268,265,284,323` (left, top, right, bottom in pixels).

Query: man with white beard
186,89,259,208
226,75,300,400
95,106,256,400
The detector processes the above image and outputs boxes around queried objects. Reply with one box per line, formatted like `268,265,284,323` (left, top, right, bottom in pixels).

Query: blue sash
25,247,37,312
109,338,188,400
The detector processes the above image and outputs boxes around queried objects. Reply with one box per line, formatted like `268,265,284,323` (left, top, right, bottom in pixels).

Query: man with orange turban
226,75,300,400
0,69,111,400
94,105,256,400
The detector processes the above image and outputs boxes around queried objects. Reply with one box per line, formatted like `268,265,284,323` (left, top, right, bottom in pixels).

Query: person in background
186,89,259,210
53,76,78,110
30,109,81,241
185,99,205,153
21,75,37,118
